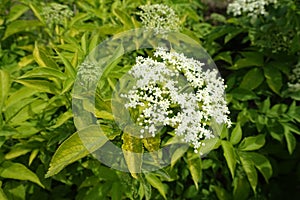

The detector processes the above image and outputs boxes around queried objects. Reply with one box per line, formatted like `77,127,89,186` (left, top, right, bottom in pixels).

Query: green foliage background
0,0,300,199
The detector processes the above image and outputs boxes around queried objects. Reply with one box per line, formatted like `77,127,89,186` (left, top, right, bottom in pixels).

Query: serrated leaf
239,152,257,193
0,161,44,188
238,135,265,151
221,141,236,178
46,125,108,177
230,123,242,145
240,68,264,90
145,173,167,199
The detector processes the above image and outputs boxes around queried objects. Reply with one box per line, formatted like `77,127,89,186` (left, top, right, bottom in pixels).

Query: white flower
41,3,73,25
121,48,231,151
77,60,101,86
288,64,300,92
138,4,181,35
227,0,277,17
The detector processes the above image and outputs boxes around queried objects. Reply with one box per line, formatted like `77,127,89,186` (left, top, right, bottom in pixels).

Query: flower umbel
41,3,73,25
138,4,181,35
288,64,300,92
121,48,231,152
227,0,277,17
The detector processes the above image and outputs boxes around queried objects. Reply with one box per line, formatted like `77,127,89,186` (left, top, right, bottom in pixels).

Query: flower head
138,4,181,35
41,3,73,25
288,64,300,92
227,0,277,17
121,48,231,152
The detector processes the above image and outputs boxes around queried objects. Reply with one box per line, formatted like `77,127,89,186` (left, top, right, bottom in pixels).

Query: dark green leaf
240,68,264,90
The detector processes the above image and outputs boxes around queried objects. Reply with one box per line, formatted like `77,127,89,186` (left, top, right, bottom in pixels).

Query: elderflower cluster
121,48,231,152
138,4,181,35
77,60,100,85
288,65,300,92
227,0,277,17
41,3,73,25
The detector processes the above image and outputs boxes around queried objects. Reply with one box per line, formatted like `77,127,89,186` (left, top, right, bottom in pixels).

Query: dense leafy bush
0,0,299,199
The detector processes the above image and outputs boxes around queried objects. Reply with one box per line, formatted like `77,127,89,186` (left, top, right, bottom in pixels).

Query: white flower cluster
121,48,231,152
77,60,100,85
227,0,277,17
288,65,300,92
138,4,181,35
41,3,73,25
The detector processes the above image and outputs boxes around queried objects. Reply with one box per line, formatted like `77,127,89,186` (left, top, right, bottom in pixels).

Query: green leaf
46,125,108,177
0,70,10,111
19,67,66,80
50,110,73,129
15,80,59,94
3,20,42,40
0,184,8,200
138,175,152,200
238,135,265,151
230,123,242,145
0,161,44,188
171,145,189,168
231,88,258,101
5,87,37,109
211,185,232,200
186,151,202,190
214,51,232,64
229,52,263,70
221,141,236,178
233,175,250,200
240,68,264,90
199,137,221,155
56,51,76,79
33,43,59,69
122,133,143,178
145,173,167,199
111,182,122,200
239,152,257,193
284,128,296,154
7,4,29,23
113,8,133,28
264,65,282,95
246,152,272,182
